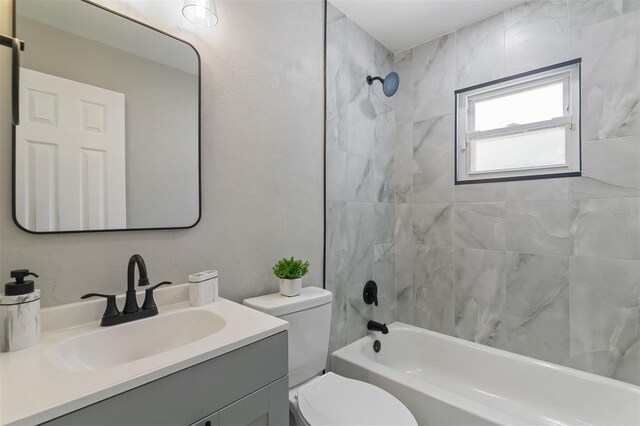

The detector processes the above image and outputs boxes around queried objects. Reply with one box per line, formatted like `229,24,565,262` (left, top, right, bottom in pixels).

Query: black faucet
367,320,389,334
81,254,171,326
125,254,149,314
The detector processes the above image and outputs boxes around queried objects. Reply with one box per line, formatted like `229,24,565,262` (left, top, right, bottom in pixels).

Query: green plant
273,257,310,280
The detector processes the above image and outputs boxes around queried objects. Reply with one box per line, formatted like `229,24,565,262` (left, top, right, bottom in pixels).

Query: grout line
405,244,640,264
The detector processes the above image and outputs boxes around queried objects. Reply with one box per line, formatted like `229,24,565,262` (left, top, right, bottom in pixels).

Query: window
455,59,581,184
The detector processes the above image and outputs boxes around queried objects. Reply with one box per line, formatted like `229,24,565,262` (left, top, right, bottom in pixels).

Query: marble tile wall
326,3,396,359
392,0,640,385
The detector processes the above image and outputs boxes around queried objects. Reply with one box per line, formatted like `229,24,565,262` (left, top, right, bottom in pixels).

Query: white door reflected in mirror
13,0,200,233
16,68,127,232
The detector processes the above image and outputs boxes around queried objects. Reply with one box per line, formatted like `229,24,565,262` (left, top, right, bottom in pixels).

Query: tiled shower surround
325,3,397,354
326,0,640,385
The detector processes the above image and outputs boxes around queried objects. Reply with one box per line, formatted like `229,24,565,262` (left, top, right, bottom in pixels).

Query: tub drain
373,340,381,353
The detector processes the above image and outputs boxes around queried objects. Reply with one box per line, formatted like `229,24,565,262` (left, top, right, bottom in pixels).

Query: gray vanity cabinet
192,376,288,426
43,332,288,426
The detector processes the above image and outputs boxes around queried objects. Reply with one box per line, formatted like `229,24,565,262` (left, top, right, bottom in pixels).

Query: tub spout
367,320,389,334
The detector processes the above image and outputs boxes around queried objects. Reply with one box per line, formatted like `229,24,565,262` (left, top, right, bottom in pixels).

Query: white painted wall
0,0,325,306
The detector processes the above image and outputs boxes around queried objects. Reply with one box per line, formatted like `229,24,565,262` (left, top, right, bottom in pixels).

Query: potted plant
273,257,310,297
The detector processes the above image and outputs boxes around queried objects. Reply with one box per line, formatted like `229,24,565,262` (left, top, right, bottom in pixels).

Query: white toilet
243,287,417,426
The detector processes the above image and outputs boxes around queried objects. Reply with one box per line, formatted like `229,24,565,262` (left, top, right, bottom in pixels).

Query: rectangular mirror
12,0,200,233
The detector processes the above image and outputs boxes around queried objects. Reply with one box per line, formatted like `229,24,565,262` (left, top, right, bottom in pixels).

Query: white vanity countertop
0,284,288,425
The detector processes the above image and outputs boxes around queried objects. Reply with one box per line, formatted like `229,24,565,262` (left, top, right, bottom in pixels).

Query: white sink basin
47,309,226,371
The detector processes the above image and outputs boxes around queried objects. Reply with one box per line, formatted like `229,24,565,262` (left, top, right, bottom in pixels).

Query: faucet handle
81,293,120,319
141,281,172,311
363,281,379,306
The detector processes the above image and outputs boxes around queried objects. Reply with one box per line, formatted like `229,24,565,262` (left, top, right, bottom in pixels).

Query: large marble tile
454,248,506,347
374,152,395,203
395,204,414,324
395,204,413,254
346,18,374,71
373,39,394,79
570,136,640,199
412,33,455,79
569,0,626,29
455,13,506,88
455,202,507,250
394,49,413,126
414,245,455,334
374,203,395,244
505,253,570,365
413,203,454,247
346,281,374,344
455,182,507,202
374,110,395,158
571,198,640,260
395,258,414,324
326,3,346,52
346,60,376,157
395,123,413,203
413,115,454,203
326,248,348,355
413,69,455,122
506,178,570,201
613,338,640,385
346,201,374,286
371,42,396,115
346,242,393,345
569,256,640,381
372,111,395,204
506,201,578,255
326,201,347,251
374,242,397,324
568,11,640,140
395,48,413,65
347,153,374,202
326,45,348,151
326,149,347,201
505,0,568,74
624,0,640,13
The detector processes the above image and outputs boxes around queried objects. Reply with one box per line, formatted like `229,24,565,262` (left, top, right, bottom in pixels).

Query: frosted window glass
470,127,566,172
474,82,564,131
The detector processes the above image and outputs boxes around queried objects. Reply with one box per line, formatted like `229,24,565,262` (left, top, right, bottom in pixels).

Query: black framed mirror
12,0,201,234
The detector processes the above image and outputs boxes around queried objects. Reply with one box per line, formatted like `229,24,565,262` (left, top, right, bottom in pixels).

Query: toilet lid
297,373,417,426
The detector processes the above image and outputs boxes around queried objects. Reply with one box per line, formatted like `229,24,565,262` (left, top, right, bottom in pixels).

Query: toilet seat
296,373,417,426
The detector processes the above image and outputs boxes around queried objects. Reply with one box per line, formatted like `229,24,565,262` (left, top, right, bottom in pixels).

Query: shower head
367,71,399,97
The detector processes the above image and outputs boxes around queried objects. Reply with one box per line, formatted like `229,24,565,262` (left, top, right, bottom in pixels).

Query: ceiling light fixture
182,0,218,27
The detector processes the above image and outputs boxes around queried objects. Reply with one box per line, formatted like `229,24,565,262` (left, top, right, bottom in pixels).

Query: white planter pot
279,278,302,297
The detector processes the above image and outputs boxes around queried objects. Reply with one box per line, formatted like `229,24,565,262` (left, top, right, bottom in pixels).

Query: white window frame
455,59,581,184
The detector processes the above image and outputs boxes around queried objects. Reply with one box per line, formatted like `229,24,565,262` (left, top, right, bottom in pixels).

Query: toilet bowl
288,373,417,426
243,288,416,426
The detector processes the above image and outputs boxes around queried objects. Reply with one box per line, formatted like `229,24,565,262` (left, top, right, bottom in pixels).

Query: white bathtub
331,323,640,426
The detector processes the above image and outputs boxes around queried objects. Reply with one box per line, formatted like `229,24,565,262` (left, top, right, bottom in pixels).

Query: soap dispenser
0,269,41,352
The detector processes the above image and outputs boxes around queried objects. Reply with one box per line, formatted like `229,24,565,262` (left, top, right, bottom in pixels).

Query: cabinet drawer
219,386,268,425
193,376,288,426
192,412,219,426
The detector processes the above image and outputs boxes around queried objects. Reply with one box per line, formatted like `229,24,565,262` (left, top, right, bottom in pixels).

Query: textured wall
325,3,396,356
0,0,324,306
392,0,640,385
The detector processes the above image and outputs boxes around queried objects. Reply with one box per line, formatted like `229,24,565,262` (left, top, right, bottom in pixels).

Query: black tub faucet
367,320,389,334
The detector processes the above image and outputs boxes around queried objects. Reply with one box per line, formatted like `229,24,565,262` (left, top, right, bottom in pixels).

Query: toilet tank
243,287,332,387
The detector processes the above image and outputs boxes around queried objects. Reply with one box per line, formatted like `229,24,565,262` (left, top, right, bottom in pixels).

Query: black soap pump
4,269,39,295
0,269,41,352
